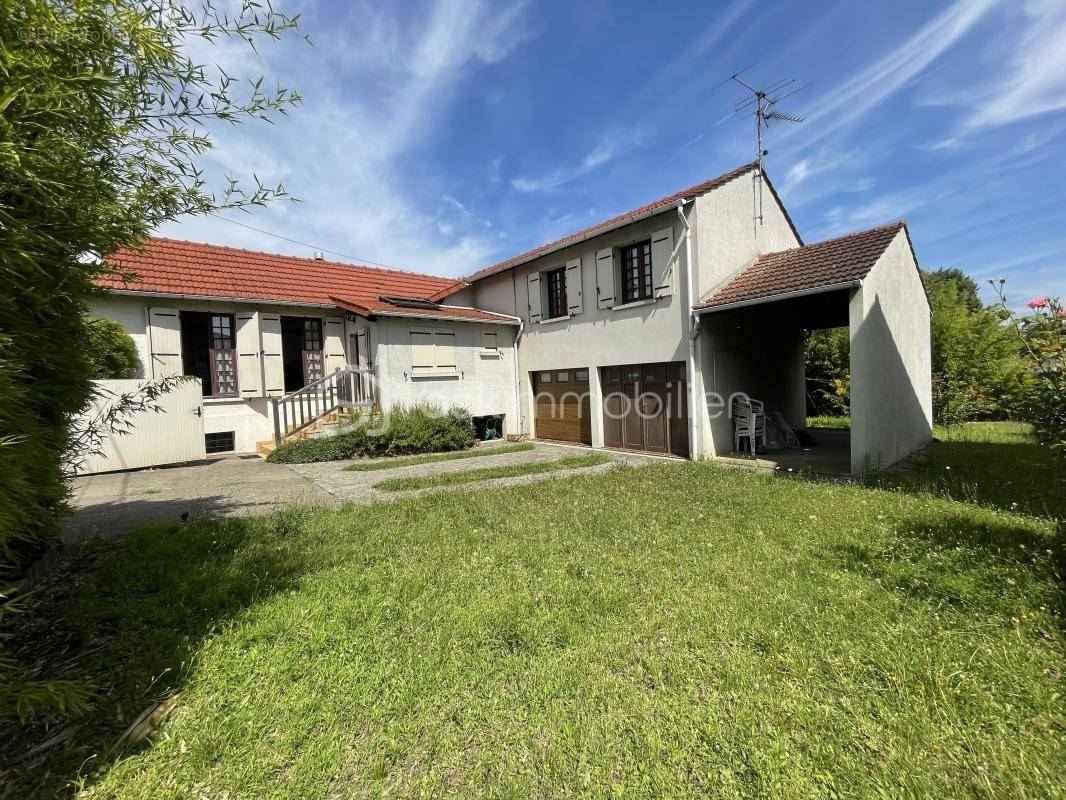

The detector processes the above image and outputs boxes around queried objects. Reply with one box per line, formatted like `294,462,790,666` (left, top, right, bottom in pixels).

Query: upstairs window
620,239,653,303
545,266,568,319
181,311,237,397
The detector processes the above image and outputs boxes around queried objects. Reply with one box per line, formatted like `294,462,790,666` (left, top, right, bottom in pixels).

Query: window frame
411,330,458,376
619,239,654,304
481,330,499,355
181,310,239,398
544,266,568,319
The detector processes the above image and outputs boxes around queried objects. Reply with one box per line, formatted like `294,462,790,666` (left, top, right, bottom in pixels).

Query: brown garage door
532,368,592,444
602,362,689,457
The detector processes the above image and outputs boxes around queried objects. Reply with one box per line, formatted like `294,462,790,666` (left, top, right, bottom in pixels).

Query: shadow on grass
831,509,1065,622
869,439,1066,520
1,506,322,799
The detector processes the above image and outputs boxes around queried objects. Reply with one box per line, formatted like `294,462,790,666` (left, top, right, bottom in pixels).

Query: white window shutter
565,258,583,315
324,316,346,373
527,272,542,322
147,307,183,378
435,332,456,372
411,332,434,373
235,311,264,397
260,313,285,396
651,227,675,298
595,248,615,309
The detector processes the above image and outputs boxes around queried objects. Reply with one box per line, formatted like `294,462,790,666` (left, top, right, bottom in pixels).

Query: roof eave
694,279,862,315
468,198,689,284
102,287,342,309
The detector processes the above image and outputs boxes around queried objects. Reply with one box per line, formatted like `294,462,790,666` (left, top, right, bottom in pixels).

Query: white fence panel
77,379,207,475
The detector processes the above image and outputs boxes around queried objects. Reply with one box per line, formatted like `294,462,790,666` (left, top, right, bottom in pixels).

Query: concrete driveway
66,442,662,539
65,455,336,539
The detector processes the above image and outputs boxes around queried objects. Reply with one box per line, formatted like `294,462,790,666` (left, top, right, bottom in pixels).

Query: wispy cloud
955,0,1066,135
161,0,534,277
782,0,999,151
511,130,636,193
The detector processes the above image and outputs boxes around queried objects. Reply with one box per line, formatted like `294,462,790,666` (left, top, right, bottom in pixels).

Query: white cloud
783,0,999,151
160,0,533,277
511,130,635,193
957,0,1066,134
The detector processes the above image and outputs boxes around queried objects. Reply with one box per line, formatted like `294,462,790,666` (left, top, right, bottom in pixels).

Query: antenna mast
719,67,808,227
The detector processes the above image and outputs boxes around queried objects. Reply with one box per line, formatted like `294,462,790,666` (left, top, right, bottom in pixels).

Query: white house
92,161,932,473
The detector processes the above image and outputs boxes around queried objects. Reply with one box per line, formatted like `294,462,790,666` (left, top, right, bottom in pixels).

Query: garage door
602,362,689,457
532,368,592,444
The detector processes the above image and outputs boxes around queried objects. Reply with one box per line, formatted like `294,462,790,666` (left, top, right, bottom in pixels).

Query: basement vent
205,431,235,454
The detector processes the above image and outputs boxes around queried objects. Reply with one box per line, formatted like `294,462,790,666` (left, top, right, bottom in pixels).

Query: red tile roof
98,237,517,324
462,161,801,285
695,222,907,311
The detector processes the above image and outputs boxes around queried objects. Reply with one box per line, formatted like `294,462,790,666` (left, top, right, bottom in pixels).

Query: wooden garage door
532,368,592,444
602,362,688,457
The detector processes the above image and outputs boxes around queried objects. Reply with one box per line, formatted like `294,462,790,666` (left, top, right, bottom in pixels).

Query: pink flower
1027,297,1048,309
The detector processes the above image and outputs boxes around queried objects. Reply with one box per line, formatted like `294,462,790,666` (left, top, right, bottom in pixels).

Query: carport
693,222,933,474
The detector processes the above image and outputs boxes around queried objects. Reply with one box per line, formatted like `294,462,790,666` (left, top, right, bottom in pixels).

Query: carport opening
702,288,852,474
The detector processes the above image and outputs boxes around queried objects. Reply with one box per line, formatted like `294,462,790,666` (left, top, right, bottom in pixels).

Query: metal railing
271,365,376,446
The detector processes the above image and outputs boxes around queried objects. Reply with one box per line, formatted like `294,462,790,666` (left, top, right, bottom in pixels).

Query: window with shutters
181,311,238,397
544,266,568,319
620,239,653,303
411,331,458,375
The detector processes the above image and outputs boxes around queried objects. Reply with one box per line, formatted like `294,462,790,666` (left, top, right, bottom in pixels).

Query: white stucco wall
692,170,802,301
849,230,933,472
373,316,519,434
89,295,353,453
470,210,691,444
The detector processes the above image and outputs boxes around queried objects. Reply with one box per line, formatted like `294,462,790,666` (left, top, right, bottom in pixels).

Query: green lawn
806,415,851,430
7,424,1064,798
343,442,535,472
373,453,611,491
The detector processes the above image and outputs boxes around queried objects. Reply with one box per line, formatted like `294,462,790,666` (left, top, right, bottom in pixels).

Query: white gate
76,379,207,475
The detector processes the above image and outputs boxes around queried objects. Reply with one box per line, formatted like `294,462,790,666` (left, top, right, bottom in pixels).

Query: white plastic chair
731,396,766,456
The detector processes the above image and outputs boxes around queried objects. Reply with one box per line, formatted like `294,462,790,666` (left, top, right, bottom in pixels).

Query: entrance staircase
256,365,375,458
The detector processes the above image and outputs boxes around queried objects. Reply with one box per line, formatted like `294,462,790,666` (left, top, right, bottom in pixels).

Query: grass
343,442,535,472
806,415,851,430
6,423,1064,798
873,422,1066,520
372,453,611,491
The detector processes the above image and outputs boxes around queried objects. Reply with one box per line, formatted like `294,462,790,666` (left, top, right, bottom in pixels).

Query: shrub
992,289,1065,457
267,405,477,464
84,316,140,379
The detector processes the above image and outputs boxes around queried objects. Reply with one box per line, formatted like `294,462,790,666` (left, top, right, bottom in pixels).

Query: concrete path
287,441,657,504
65,455,336,539
66,442,665,538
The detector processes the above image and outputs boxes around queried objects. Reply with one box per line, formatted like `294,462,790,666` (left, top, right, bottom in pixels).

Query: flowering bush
993,284,1066,457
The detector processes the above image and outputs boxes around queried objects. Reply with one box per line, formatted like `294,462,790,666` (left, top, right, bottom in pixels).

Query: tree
924,269,1028,425
804,328,850,417
0,0,303,719
990,286,1066,457
84,317,140,379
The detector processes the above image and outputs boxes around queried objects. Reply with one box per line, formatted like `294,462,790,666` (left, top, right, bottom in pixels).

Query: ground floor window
181,311,237,397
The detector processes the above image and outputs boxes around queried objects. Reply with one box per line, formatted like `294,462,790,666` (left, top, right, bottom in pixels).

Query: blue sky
162,0,1066,307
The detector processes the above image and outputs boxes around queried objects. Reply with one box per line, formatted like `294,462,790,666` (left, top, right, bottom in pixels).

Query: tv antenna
716,65,809,226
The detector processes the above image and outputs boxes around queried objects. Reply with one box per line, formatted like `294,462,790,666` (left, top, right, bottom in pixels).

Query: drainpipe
512,314,524,439
678,201,700,460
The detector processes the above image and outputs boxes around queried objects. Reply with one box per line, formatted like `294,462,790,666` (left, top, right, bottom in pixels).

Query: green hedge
267,405,477,464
